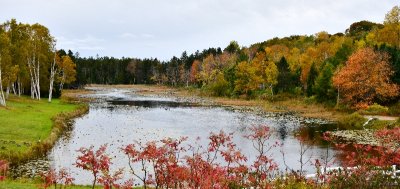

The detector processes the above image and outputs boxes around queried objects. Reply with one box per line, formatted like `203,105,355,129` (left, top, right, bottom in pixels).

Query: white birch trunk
0,57,6,106
27,53,41,100
12,82,16,95
36,59,40,100
5,83,9,99
17,78,22,96
48,52,57,102
27,57,35,99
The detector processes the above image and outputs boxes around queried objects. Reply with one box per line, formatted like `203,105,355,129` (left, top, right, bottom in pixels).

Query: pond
48,87,339,185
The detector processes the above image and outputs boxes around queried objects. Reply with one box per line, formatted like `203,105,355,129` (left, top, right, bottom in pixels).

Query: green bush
388,101,400,116
359,103,389,115
304,96,317,105
203,73,231,97
338,112,367,130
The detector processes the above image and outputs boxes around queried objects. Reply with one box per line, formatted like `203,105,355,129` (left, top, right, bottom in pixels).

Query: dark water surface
48,87,339,185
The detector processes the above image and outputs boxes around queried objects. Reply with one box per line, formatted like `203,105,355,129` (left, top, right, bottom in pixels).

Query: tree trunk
92,175,97,189
270,84,274,96
48,53,57,102
12,82,16,95
36,59,40,100
17,77,22,97
27,54,41,100
59,70,65,92
5,83,9,99
336,88,340,107
27,57,36,99
0,58,6,106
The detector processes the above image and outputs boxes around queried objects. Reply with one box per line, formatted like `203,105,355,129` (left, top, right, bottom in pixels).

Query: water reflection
108,100,198,108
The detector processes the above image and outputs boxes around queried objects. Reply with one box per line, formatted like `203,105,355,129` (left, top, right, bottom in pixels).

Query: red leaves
40,168,74,189
315,128,400,188
0,160,7,182
75,144,121,189
119,129,271,188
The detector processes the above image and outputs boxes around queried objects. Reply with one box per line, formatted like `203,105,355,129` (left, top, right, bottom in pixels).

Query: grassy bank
0,96,88,164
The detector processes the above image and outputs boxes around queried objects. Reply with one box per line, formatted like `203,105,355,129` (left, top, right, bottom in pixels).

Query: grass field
0,179,102,189
0,96,85,162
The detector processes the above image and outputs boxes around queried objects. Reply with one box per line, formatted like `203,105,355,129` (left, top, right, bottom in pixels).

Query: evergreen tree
306,63,318,96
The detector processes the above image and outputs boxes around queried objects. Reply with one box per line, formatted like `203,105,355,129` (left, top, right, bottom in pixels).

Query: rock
329,129,379,146
9,158,51,179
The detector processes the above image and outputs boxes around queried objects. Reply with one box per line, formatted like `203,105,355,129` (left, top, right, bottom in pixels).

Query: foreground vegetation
0,96,88,164
1,125,399,189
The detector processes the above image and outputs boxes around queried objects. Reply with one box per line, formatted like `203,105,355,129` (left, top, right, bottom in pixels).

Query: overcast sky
0,0,397,60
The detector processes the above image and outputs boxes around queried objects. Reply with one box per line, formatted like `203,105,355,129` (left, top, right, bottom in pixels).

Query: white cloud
120,33,137,39
56,35,105,52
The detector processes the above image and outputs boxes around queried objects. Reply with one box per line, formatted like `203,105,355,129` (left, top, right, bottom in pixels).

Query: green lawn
0,96,80,156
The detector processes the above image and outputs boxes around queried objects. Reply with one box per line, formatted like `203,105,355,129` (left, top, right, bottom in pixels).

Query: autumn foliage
333,47,399,108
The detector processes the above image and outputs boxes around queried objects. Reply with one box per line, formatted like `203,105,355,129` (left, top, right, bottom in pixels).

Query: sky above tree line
0,0,396,60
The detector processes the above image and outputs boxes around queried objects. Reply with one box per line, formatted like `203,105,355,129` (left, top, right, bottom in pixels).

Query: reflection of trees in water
277,119,288,141
297,123,337,147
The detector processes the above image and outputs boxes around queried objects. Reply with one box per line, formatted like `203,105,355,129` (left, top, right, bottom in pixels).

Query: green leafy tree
224,41,240,54
314,63,335,101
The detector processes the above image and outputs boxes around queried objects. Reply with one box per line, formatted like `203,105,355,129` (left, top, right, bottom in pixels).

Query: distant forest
70,7,400,108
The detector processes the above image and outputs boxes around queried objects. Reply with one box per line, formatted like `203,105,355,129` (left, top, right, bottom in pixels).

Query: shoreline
1,96,89,166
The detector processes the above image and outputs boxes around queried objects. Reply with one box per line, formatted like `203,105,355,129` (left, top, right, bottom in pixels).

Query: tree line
72,6,400,108
2,6,400,109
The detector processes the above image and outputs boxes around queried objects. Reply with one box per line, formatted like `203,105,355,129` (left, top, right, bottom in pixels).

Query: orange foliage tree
333,47,399,108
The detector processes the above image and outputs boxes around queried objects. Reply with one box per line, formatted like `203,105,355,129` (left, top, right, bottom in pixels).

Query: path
363,115,399,121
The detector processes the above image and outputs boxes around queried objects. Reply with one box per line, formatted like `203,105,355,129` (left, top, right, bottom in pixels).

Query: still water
49,87,338,185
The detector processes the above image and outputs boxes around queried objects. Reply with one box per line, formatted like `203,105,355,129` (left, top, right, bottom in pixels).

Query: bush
338,112,367,130
203,73,231,97
358,103,389,115
304,96,317,105
388,101,400,116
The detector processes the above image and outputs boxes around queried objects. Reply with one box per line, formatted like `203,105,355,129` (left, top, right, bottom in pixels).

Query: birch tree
0,29,11,106
48,45,59,102
26,24,52,100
